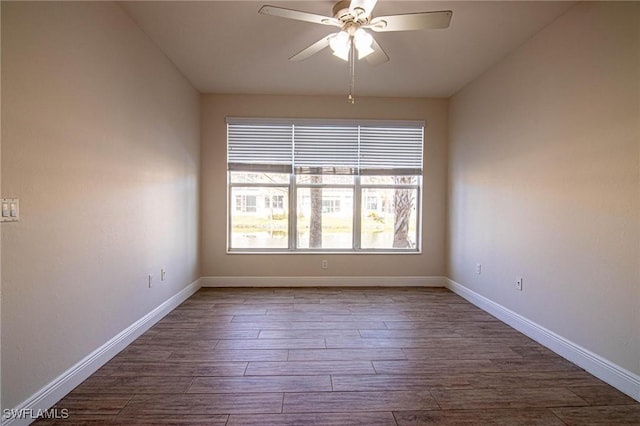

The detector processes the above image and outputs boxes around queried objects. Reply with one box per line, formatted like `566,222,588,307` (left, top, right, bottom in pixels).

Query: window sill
226,250,422,255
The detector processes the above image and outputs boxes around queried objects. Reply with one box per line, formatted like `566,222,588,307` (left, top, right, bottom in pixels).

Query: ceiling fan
258,0,452,65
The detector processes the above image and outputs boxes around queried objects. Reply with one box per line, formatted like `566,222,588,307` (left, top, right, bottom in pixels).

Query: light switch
1,198,19,222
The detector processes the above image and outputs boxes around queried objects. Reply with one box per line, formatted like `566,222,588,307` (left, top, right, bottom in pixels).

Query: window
235,194,257,213
227,118,423,252
365,196,378,211
322,199,341,213
265,195,284,209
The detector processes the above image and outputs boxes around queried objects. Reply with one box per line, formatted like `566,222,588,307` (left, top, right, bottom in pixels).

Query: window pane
361,176,419,185
361,187,418,249
230,171,289,184
297,187,353,249
230,187,289,249
296,175,355,185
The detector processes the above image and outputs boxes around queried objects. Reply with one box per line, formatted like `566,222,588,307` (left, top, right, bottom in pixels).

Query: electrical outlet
475,263,482,275
515,277,523,291
148,274,153,288
161,269,166,281
321,259,328,269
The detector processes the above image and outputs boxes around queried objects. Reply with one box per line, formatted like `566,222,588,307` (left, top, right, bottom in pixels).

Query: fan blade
259,5,341,27
365,37,389,66
349,0,378,18
367,10,453,32
289,34,333,62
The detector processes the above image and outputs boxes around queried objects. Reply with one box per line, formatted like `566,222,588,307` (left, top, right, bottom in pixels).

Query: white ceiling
121,1,574,98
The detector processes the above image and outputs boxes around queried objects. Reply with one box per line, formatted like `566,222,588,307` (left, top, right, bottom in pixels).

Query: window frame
226,118,424,254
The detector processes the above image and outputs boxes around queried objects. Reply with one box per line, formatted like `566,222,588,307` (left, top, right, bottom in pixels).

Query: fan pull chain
348,37,356,104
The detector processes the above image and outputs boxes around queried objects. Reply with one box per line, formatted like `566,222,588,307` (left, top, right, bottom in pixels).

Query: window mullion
289,125,297,251
354,174,362,250
227,172,232,251
289,173,296,250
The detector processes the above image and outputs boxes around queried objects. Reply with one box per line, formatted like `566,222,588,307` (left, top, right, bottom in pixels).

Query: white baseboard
2,279,202,426
445,278,640,403
200,275,447,288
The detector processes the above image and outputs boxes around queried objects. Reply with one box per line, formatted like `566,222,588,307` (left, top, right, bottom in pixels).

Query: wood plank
402,346,523,360
232,321,389,330
142,329,260,339
258,329,361,339
552,405,640,424
491,358,582,372
331,374,471,391
94,361,248,377
126,338,217,350
120,393,283,416
567,384,639,406
36,417,228,425
227,412,397,425
359,329,464,338
394,408,565,425
168,349,288,362
326,336,535,349
430,387,589,410
465,371,603,389
72,376,193,394
372,359,501,375
246,361,375,376
52,395,131,415
188,375,332,393
215,338,326,350
288,348,407,361
283,390,439,413
110,349,173,362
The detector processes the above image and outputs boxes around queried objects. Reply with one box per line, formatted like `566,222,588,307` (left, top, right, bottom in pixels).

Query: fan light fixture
329,31,350,60
258,1,453,103
327,27,376,104
329,28,374,61
353,28,374,59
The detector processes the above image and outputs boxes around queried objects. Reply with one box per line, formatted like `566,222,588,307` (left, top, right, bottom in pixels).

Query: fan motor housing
332,0,368,24
332,1,351,19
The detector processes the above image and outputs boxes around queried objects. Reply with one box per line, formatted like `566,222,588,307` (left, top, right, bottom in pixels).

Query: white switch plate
1,198,19,222
516,277,523,291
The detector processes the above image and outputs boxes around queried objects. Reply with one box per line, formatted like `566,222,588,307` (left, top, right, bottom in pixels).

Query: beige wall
449,1,639,375
1,2,200,408
201,94,448,278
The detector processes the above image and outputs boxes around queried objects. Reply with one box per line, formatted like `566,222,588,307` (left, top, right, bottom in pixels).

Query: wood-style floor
39,287,640,425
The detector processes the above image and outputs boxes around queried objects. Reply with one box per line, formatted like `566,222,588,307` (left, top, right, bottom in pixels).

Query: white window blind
227,123,292,172
227,118,423,175
294,124,359,175
359,126,423,175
